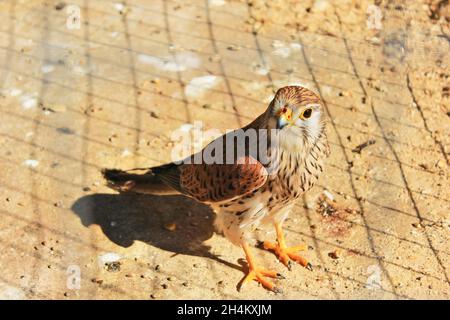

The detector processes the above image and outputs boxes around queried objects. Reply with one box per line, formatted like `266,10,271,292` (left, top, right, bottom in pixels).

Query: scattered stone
164,223,177,231
42,104,66,113
150,111,159,118
56,127,75,135
338,90,352,97
412,222,424,229
105,261,121,272
352,139,376,154
55,2,66,10
227,45,240,51
328,250,341,259
91,278,103,285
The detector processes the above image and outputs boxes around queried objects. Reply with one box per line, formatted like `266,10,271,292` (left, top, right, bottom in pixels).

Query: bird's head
267,86,326,151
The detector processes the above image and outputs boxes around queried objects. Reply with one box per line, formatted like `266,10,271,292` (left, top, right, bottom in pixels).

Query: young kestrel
103,86,330,292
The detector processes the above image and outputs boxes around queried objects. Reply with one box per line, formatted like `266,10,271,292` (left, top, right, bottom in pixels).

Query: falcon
103,86,330,292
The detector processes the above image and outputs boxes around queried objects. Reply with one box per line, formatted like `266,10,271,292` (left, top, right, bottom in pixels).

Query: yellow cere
279,107,292,121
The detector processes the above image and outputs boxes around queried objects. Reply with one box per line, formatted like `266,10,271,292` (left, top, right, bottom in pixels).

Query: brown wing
178,156,267,203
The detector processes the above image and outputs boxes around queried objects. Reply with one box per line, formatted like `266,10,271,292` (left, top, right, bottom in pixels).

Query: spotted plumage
102,86,330,293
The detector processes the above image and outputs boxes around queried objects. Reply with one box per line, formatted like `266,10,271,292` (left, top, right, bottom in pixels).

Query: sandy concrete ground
0,0,449,299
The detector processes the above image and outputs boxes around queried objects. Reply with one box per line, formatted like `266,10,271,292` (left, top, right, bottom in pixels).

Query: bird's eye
280,107,288,114
300,108,312,119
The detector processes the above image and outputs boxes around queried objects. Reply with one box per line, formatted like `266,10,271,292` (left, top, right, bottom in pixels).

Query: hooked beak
277,113,295,129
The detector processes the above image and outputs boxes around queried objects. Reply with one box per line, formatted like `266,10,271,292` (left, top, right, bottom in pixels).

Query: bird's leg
240,242,283,293
261,222,312,271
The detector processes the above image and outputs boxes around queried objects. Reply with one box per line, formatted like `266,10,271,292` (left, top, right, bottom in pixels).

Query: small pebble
328,250,340,259
55,2,66,10
150,111,159,118
91,278,103,284
164,223,177,231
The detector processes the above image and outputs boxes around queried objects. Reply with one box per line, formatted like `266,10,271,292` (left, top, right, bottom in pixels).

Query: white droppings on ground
251,63,270,75
72,65,88,75
290,43,302,50
271,40,302,58
20,94,38,109
41,64,55,74
8,88,22,97
114,3,125,11
138,52,201,72
323,189,335,201
0,285,25,300
25,131,34,140
320,84,333,96
179,123,194,133
313,0,330,12
110,31,119,38
208,0,226,6
121,148,132,157
365,265,382,290
185,75,221,98
23,159,39,168
98,252,122,266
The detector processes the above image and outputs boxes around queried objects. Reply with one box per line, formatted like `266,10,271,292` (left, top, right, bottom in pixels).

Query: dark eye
301,108,312,119
281,107,288,114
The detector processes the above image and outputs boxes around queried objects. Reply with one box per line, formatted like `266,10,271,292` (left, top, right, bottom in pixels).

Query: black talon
276,273,285,279
306,262,313,271
273,287,283,294
287,261,292,271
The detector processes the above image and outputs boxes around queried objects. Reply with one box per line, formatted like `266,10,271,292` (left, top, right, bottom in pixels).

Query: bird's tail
102,168,179,196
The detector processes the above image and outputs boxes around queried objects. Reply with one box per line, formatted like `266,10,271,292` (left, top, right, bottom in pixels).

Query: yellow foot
260,241,312,271
240,267,284,293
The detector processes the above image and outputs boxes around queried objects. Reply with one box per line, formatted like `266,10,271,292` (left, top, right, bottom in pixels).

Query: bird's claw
287,260,292,271
276,272,286,279
240,268,284,293
262,241,311,271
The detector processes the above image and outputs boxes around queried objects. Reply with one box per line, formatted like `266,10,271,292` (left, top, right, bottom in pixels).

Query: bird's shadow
71,193,242,271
